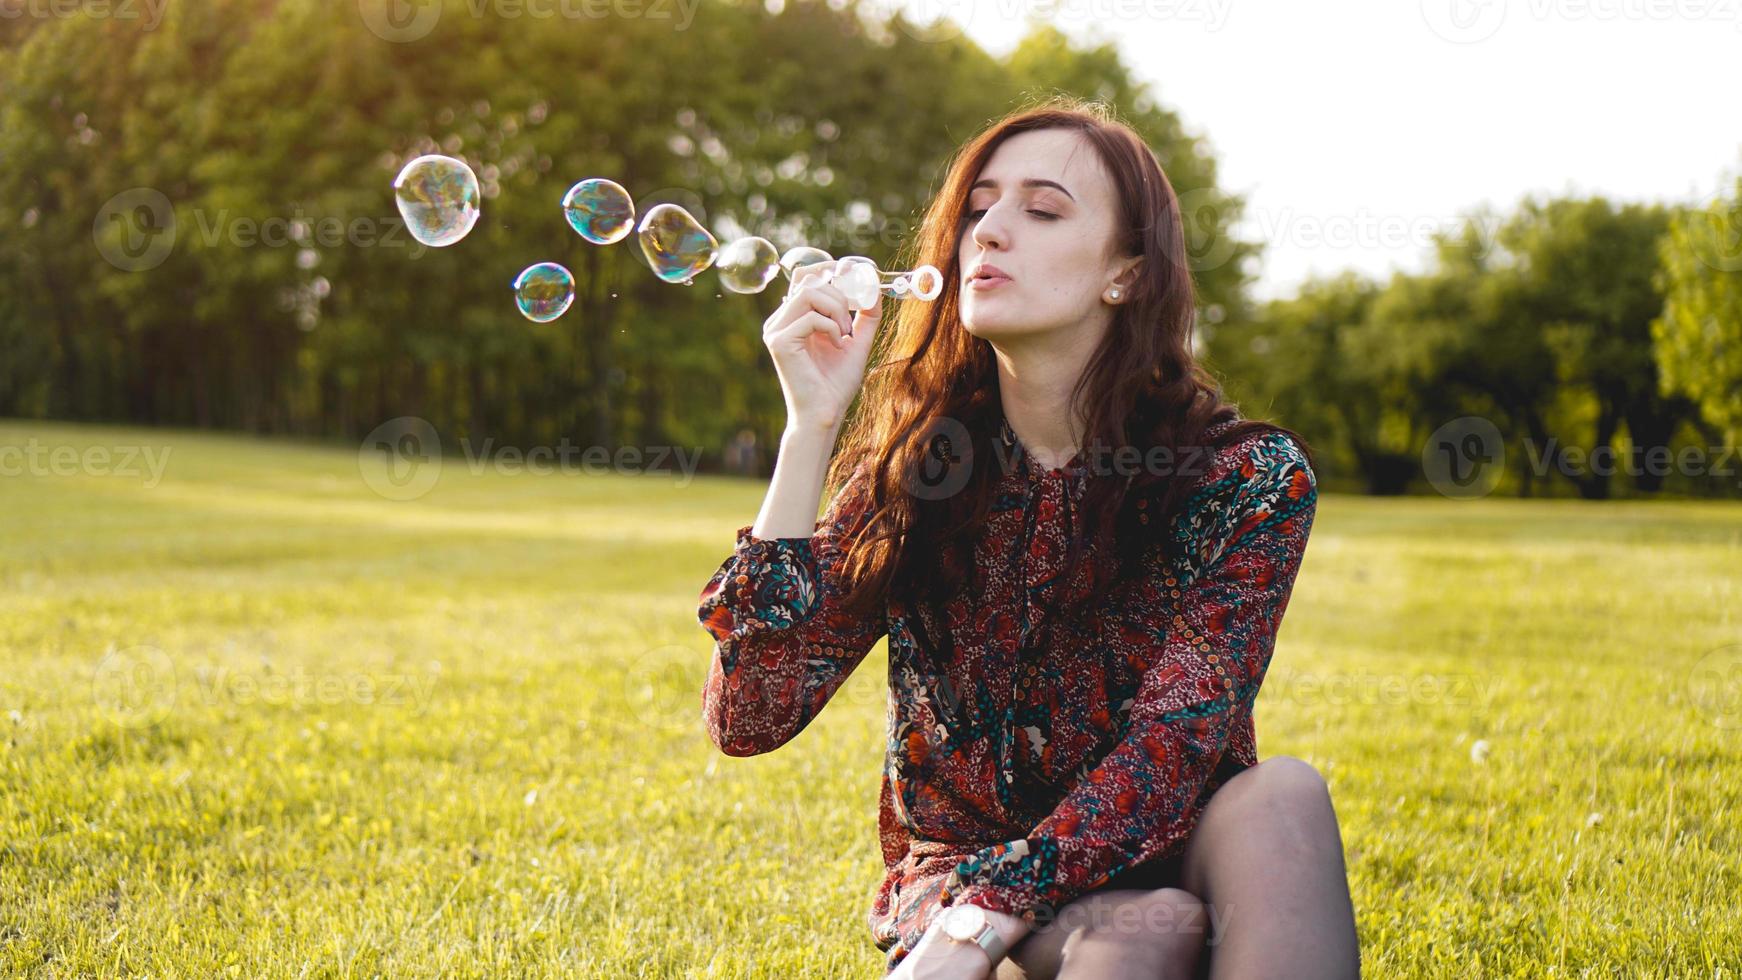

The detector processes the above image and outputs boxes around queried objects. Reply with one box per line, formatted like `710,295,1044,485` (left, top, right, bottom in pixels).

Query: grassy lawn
2,419,1738,977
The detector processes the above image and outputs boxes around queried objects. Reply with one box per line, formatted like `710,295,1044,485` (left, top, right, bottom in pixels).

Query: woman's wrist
980,905,1031,949
923,903,1031,964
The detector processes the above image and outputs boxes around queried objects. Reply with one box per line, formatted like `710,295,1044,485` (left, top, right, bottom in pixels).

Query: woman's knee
1212,755,1334,818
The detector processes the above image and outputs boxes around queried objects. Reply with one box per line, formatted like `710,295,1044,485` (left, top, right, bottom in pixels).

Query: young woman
697,99,1361,979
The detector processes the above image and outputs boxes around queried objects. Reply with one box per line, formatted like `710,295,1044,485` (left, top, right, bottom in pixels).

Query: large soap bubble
637,203,718,285
393,154,481,248
563,178,635,245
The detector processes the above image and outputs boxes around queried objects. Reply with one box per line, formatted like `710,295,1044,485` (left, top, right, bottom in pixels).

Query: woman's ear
1114,256,1143,291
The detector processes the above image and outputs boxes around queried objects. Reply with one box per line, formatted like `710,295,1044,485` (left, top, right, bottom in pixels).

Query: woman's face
956,127,1136,339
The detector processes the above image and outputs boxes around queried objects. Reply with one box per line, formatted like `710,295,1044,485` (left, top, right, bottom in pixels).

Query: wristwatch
938,902,1009,964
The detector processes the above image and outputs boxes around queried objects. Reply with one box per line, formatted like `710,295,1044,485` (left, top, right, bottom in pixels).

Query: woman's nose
971,207,1008,251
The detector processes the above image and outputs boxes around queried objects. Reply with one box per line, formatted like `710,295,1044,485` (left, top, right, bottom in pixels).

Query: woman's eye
965,208,1057,220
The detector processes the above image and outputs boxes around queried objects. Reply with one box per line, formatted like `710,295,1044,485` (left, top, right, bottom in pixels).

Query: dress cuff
702,524,824,635
937,837,1059,925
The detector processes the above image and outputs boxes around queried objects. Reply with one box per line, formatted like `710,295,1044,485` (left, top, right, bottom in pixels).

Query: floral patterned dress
696,414,1319,974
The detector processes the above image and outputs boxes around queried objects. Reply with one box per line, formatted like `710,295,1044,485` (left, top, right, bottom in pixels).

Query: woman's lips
968,275,1012,291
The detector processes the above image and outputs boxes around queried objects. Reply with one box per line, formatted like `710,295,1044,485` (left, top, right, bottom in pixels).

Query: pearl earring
1109,288,1121,300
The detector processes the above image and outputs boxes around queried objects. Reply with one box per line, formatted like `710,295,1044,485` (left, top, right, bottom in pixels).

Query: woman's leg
994,755,1359,980
1176,755,1361,979
995,886,1209,980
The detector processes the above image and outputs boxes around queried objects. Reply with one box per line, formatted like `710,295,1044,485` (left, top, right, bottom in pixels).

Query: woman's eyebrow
968,177,1076,202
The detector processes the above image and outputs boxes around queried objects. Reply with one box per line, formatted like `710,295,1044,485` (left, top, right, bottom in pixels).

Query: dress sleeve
696,463,889,757
937,431,1318,923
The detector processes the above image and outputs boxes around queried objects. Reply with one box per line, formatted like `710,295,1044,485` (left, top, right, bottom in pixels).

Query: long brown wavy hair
824,97,1313,656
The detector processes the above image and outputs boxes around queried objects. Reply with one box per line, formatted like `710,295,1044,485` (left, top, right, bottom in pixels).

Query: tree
1652,178,1742,443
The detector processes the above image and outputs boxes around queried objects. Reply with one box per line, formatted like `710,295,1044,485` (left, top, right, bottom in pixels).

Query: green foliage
1211,197,1730,499
0,0,1243,463
1652,179,1742,441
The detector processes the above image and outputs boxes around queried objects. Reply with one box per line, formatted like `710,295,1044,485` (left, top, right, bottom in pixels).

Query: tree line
2,0,1738,498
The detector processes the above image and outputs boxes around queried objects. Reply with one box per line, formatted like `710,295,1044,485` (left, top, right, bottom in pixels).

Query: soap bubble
778,246,834,278
637,203,718,284
513,262,575,322
562,178,635,245
831,256,882,310
392,154,480,248
717,236,781,293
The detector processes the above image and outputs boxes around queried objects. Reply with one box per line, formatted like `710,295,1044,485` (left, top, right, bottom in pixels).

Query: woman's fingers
775,310,847,349
768,268,853,341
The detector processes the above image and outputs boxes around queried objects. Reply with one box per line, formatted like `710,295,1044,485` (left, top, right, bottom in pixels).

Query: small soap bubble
562,178,635,245
637,203,718,285
392,154,480,247
513,262,575,323
717,236,781,294
778,246,834,278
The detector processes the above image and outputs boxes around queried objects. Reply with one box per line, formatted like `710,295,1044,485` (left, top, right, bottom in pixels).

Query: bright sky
881,0,1742,300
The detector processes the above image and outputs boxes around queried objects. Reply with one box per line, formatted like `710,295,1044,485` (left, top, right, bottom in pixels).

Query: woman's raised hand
761,261,882,433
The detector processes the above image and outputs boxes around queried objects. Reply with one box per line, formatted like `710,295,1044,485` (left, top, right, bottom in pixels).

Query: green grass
2,419,1739,977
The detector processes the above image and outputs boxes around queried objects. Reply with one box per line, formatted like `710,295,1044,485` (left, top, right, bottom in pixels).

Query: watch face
944,903,985,940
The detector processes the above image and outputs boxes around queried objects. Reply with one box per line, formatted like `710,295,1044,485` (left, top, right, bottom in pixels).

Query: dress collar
998,414,1084,481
